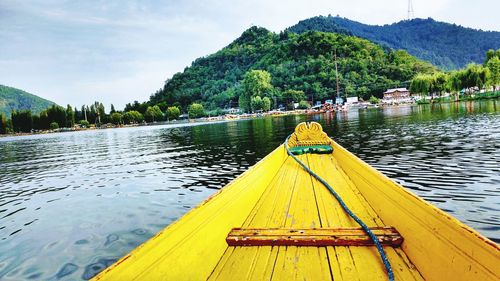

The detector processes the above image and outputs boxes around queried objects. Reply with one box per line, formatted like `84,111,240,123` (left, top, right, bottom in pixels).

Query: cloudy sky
0,0,498,109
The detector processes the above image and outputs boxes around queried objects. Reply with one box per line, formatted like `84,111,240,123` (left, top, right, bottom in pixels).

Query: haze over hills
148,26,435,110
287,16,500,70
0,85,56,117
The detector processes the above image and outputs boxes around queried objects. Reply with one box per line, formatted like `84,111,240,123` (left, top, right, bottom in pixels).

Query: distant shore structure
408,0,415,20
382,88,411,104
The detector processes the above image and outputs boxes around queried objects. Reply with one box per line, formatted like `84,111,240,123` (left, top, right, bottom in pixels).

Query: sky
0,0,499,110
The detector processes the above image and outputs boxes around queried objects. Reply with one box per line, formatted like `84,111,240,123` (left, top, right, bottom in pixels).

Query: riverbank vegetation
410,49,500,103
0,101,183,134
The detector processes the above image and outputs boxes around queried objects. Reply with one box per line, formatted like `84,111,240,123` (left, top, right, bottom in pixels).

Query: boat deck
207,154,423,280
93,123,499,281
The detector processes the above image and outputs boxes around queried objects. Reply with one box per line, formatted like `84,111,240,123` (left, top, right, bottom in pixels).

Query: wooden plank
227,227,403,247
208,156,300,280
270,154,332,281
209,154,331,280
331,140,500,281
307,153,424,280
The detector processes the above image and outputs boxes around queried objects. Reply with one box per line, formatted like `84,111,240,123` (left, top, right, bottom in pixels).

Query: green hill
0,85,56,117
149,27,436,110
287,16,500,70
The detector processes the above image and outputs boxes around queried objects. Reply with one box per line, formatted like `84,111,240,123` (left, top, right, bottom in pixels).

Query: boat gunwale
92,145,288,280
331,139,500,251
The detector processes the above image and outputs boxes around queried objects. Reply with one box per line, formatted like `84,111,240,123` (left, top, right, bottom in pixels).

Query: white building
345,97,359,105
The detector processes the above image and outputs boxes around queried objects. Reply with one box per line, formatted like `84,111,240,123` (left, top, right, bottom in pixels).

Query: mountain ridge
0,85,56,117
287,16,500,69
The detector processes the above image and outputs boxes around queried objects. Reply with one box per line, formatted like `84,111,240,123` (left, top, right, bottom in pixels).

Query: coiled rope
284,135,394,281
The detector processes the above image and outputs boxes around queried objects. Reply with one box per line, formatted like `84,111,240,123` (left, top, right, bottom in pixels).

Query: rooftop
384,88,409,94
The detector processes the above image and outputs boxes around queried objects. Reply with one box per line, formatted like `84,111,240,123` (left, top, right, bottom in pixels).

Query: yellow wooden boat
93,122,499,281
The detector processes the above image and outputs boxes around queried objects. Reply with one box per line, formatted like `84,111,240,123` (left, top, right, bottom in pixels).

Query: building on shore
382,88,412,104
224,108,240,114
345,97,359,105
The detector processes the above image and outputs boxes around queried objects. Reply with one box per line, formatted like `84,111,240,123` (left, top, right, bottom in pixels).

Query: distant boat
93,122,500,281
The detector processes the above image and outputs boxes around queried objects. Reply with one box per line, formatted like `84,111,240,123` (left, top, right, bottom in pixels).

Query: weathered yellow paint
93,122,500,281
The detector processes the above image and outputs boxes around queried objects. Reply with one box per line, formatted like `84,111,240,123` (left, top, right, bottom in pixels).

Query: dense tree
411,50,496,101
250,96,264,112
243,70,272,97
110,112,122,125
93,101,106,124
485,49,500,65
447,70,465,100
238,94,251,113
80,105,88,121
369,96,381,104
149,28,435,110
0,113,9,134
166,106,181,120
487,56,500,92
155,102,169,112
298,101,311,109
208,87,238,109
122,111,144,124
239,70,272,113
49,122,59,130
11,110,33,132
144,105,163,122
282,90,306,109
431,73,448,98
410,74,432,96
44,105,67,128
262,97,271,111
79,120,90,128
288,16,500,70
188,103,205,118
124,101,148,114
66,105,75,127
463,64,489,93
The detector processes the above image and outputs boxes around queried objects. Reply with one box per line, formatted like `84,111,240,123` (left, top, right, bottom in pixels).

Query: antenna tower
407,0,415,20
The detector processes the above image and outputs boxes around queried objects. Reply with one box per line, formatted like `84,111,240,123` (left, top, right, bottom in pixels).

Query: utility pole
334,50,340,100
407,0,414,20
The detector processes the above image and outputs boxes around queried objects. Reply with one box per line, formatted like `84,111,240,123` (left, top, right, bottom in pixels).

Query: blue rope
284,135,394,281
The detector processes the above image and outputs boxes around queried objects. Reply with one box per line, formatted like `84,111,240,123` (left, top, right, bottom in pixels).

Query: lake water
0,100,499,280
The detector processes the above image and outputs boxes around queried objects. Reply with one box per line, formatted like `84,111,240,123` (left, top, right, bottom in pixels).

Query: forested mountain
0,85,56,116
287,16,500,70
150,27,436,110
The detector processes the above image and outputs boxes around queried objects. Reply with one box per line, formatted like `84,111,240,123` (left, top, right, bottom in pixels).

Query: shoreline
0,109,310,139
2,98,498,139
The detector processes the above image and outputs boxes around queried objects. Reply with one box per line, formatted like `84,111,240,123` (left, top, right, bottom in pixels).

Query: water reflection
0,100,498,280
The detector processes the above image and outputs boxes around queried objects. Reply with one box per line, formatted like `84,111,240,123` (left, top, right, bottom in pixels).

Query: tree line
410,49,500,100
0,101,185,134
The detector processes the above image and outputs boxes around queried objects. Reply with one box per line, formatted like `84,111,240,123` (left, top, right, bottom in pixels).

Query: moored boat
93,122,499,281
